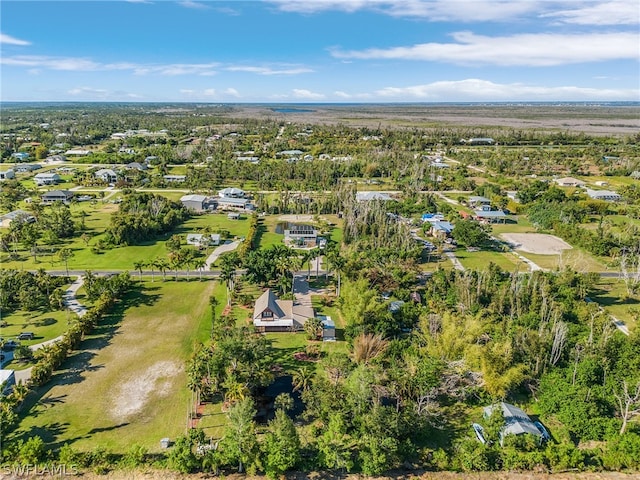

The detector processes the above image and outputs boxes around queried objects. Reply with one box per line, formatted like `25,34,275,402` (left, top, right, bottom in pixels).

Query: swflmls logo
1,464,79,476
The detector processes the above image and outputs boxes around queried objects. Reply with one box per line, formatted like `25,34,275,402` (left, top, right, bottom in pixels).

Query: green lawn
517,247,611,272
1,307,72,347
455,248,521,272
11,279,216,453
590,278,639,331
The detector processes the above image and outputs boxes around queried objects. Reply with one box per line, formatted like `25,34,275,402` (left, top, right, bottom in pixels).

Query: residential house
483,402,548,446
14,164,42,173
468,196,491,208
355,191,393,202
11,152,30,161
186,233,220,248
218,187,246,198
163,174,186,183
276,149,304,157
554,177,585,187
34,172,61,186
422,213,445,223
0,210,35,228
0,169,16,181
124,162,147,171
41,190,74,204
430,221,454,238
44,155,67,163
585,188,621,202
95,168,118,183
284,224,319,247
216,197,254,211
462,137,495,145
65,149,92,156
252,289,315,333
180,194,212,212
475,210,509,224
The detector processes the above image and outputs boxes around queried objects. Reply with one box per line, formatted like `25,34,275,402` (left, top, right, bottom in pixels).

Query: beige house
252,289,314,333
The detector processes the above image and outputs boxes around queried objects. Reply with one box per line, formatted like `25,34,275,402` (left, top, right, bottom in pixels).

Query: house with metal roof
252,289,315,332
218,187,246,198
585,188,621,202
355,191,393,202
180,194,212,212
34,172,61,186
0,210,36,228
186,233,220,248
41,190,74,204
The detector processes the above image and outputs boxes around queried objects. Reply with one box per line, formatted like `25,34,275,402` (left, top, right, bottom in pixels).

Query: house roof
34,172,60,178
180,194,207,203
42,189,73,198
356,191,393,201
475,210,507,218
0,210,34,222
469,196,491,203
219,187,245,197
217,197,249,206
554,177,585,186
253,289,286,320
585,188,620,199
432,221,454,233
95,168,117,176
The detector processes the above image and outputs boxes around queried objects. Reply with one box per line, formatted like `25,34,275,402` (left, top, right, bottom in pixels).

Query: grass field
456,248,521,272
590,278,639,331
11,279,216,453
517,247,611,272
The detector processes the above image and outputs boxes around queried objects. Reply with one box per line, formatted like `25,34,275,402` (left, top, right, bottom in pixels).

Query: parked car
17,332,34,340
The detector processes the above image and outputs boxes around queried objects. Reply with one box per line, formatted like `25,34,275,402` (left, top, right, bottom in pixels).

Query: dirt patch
501,233,573,255
111,360,182,420
278,214,316,222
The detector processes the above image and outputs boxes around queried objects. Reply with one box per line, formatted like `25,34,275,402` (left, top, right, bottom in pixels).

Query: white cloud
68,87,109,97
541,1,639,25
292,89,325,99
203,88,217,96
371,79,639,101
270,0,541,22
334,91,352,98
0,33,31,46
224,88,241,97
1,55,220,75
178,1,210,9
180,89,195,94
226,65,313,75
332,31,639,66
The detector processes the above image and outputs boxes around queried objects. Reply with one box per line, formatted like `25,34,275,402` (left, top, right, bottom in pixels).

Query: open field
517,248,611,272
590,277,640,331
500,233,573,255
227,104,640,136
11,280,215,453
455,248,521,272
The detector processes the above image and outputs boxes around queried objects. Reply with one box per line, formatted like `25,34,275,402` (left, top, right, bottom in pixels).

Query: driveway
204,240,241,270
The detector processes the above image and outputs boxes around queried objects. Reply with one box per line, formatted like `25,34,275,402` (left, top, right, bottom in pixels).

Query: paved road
204,240,241,271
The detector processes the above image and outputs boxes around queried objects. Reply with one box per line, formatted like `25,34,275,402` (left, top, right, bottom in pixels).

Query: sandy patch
501,233,573,255
278,214,316,222
111,360,182,420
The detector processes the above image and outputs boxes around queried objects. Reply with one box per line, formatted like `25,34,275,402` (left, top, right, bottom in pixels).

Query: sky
1,0,639,103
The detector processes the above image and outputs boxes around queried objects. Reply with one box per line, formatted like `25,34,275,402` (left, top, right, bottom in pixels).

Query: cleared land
500,233,573,255
12,280,215,452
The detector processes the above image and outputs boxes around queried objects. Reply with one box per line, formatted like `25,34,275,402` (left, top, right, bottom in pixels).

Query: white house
585,189,621,202
0,169,16,181
218,187,245,198
356,191,393,202
34,172,61,186
95,168,118,183
186,233,221,248
554,177,585,187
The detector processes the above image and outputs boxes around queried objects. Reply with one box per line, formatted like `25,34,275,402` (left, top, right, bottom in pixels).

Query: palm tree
220,254,238,306
133,260,146,280
155,258,169,281
292,368,314,393
193,257,206,281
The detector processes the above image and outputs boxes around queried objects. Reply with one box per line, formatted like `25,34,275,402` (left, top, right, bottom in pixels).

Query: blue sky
1,0,639,102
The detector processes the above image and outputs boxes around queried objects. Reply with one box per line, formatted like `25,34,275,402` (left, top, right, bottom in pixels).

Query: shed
227,212,241,220
160,438,171,449
320,316,336,342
